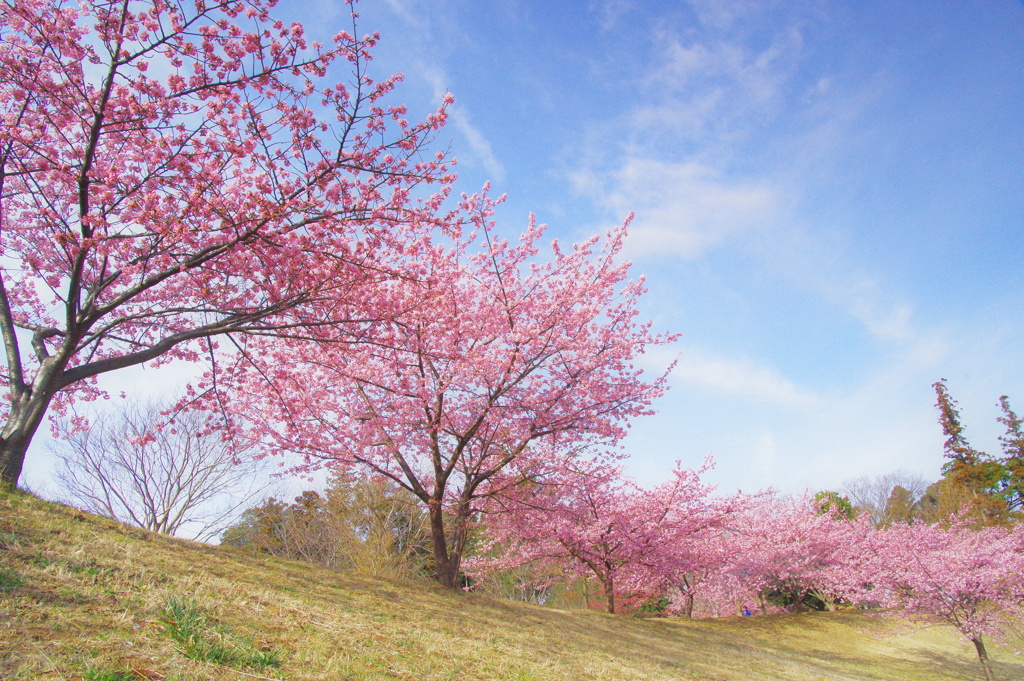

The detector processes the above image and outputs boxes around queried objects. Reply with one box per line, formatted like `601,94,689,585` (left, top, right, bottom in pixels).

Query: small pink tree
478,458,734,613
205,195,676,587
0,0,453,485
854,518,1024,681
667,525,742,618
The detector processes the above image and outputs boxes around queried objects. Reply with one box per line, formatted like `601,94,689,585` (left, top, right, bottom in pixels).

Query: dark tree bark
971,636,996,681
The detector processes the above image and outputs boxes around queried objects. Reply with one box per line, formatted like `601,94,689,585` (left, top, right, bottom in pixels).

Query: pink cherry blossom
198,193,677,587
0,0,454,484
475,457,740,613
850,518,1024,681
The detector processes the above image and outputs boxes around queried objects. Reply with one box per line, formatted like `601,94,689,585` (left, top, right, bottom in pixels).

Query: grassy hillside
1,488,1021,681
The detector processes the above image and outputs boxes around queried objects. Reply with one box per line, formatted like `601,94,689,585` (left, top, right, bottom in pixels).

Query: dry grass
1,487,1022,681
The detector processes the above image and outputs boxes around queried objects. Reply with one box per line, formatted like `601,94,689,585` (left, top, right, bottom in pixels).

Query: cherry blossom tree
853,519,1024,681
477,458,733,613
0,0,454,485
720,495,864,614
206,195,676,587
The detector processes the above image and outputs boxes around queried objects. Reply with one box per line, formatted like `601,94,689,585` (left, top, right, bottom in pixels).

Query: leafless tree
842,469,930,526
51,399,270,541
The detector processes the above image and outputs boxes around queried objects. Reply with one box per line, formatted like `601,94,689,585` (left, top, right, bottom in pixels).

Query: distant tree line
840,380,1024,528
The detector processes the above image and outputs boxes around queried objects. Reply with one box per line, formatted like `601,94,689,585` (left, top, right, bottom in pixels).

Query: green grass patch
159,596,280,671
82,667,136,681
0,565,25,592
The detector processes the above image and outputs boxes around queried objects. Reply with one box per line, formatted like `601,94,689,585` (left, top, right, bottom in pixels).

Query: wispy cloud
670,346,816,407
752,225,921,344
380,0,418,25
571,14,920,346
451,111,506,183
684,0,769,31
650,29,801,102
568,15,804,261
421,66,506,183
588,0,636,32
365,1,506,183
626,22,804,153
847,285,914,341
573,159,782,260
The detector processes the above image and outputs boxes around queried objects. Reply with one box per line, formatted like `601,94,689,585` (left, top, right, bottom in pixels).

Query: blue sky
295,0,1024,494
20,1,1024,500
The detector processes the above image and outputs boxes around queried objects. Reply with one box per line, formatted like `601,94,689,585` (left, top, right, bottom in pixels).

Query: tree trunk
0,387,57,486
0,340,74,487
0,431,31,487
971,636,996,681
792,587,806,613
427,501,472,589
428,503,456,587
679,575,695,618
603,575,616,614
681,593,694,618
581,578,594,610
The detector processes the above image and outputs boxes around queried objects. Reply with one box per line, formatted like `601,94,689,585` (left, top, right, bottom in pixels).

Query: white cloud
566,21,803,261
670,346,816,407
848,288,913,341
307,0,346,23
653,34,796,100
588,0,635,32
380,0,418,25
783,358,950,491
421,66,506,183
627,334,954,494
574,158,782,260
685,0,765,31
754,227,921,344
629,25,803,150
451,111,506,182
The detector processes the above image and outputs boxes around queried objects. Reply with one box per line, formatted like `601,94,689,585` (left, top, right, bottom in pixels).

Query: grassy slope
1,489,1021,681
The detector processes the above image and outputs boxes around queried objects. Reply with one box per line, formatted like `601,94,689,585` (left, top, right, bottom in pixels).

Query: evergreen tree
932,380,1023,523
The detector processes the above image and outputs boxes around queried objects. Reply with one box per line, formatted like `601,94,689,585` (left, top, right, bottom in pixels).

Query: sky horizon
20,0,1024,504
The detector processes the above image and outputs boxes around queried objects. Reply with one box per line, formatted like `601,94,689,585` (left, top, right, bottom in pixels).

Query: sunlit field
2,488,1022,681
